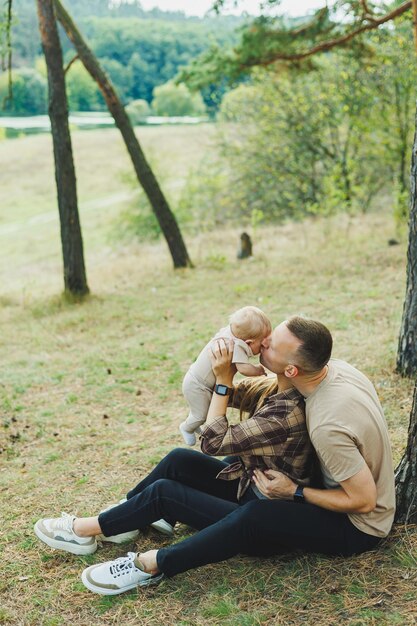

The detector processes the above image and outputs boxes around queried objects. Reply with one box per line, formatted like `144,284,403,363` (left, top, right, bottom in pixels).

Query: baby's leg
181,374,212,445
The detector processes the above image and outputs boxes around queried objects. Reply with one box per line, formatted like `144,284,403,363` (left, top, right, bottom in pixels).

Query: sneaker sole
34,521,97,556
81,566,164,595
150,521,174,537
96,531,139,544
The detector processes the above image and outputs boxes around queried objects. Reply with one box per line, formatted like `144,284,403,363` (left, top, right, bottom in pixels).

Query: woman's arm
201,402,290,456
205,338,236,427
201,341,291,456
201,340,296,458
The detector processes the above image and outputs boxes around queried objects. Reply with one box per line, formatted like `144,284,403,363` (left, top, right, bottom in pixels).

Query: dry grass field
0,126,416,625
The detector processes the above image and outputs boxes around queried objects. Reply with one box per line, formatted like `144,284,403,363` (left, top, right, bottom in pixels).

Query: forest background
2,0,416,233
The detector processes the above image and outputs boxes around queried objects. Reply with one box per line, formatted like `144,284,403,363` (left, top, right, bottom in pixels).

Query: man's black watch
214,383,233,396
293,485,305,503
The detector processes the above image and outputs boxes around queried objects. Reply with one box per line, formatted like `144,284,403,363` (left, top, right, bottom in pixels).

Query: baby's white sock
179,421,196,446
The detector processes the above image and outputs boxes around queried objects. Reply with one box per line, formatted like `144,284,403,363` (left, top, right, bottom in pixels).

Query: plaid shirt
200,382,313,500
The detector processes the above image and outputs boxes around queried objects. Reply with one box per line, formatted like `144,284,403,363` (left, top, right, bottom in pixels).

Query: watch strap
293,485,305,503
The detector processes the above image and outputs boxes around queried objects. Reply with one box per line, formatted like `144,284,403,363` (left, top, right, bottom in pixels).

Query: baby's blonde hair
229,306,271,341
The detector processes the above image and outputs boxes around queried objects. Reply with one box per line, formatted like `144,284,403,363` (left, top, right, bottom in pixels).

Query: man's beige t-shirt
306,359,395,538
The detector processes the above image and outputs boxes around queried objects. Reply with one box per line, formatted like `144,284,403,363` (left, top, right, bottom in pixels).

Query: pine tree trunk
36,0,89,296
54,0,192,269
396,103,417,376
395,380,417,523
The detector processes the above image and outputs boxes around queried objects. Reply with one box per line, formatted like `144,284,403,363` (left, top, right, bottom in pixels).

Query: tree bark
36,0,89,296
54,0,193,269
395,380,417,522
396,103,417,376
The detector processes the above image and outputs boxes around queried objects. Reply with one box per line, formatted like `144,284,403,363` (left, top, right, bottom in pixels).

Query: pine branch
64,54,79,74
238,1,411,70
180,1,412,90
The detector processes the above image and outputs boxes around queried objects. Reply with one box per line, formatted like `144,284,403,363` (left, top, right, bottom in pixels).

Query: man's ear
284,365,298,378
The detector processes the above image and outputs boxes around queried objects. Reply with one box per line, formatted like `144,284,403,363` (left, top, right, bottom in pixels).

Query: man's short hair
286,316,333,372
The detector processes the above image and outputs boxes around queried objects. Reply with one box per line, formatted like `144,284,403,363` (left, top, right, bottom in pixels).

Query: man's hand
253,464,378,513
252,468,297,500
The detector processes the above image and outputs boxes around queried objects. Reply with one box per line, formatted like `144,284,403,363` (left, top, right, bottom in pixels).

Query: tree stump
237,232,253,259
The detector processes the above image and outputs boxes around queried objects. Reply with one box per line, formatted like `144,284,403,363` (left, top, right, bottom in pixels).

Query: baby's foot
179,421,196,446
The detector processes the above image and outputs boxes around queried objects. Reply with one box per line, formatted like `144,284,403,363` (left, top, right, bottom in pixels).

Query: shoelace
54,512,75,533
109,552,141,580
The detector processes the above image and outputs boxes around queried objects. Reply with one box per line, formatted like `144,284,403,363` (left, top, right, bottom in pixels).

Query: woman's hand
252,468,297,500
209,338,237,387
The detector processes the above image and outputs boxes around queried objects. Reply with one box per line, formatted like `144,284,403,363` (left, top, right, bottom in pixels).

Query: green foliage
366,19,416,228
115,190,162,242
394,185,409,234
181,25,416,226
99,56,133,102
10,1,240,113
179,2,412,89
178,155,233,231
152,81,206,117
65,62,103,111
125,98,151,124
0,68,47,114
81,16,238,105
0,1,13,98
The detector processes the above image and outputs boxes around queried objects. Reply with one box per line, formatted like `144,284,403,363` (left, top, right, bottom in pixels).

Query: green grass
0,127,416,625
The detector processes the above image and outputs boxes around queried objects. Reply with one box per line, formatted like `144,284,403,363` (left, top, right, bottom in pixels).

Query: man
253,317,395,540
35,317,396,594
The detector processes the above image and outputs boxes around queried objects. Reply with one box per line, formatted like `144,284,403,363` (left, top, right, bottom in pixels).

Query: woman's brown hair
232,376,279,420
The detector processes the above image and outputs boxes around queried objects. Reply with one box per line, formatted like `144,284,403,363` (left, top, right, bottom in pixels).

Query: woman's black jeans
98,448,380,578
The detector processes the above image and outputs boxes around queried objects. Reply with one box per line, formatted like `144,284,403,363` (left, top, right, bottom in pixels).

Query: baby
179,306,272,446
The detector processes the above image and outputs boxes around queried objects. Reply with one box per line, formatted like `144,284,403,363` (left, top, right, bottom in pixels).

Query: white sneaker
34,512,97,555
81,552,164,595
150,518,174,536
179,421,196,446
97,499,139,544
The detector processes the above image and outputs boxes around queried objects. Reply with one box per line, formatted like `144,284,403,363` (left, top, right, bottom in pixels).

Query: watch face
216,384,228,395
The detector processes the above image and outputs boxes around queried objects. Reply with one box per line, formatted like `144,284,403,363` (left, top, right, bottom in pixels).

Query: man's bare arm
252,463,377,514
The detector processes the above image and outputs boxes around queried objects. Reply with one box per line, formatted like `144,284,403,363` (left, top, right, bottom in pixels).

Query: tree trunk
396,102,417,376
395,380,417,522
36,0,89,296
54,0,193,269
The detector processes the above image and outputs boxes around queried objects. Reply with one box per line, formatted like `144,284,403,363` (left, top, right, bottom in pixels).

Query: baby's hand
236,363,267,377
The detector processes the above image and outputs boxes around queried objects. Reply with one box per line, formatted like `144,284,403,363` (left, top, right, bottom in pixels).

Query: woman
34,339,313,595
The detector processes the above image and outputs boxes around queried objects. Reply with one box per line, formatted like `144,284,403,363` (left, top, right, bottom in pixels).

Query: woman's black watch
293,485,305,503
214,383,233,396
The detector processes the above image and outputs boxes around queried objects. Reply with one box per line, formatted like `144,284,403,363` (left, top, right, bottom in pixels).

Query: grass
0,126,416,625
